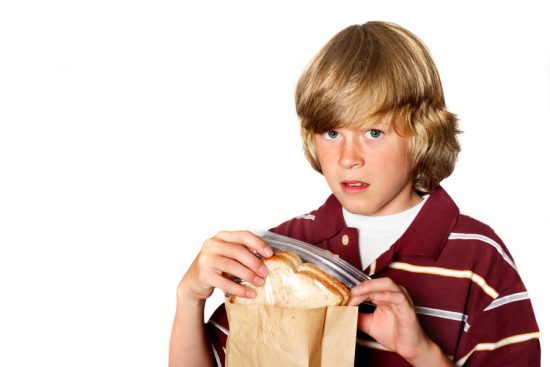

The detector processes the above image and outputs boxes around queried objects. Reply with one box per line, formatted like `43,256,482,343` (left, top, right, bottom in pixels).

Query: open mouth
341,181,369,190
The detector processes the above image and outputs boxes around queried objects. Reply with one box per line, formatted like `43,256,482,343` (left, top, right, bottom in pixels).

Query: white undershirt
343,195,429,270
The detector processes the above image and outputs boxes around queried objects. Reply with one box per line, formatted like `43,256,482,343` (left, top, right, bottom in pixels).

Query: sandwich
229,250,350,308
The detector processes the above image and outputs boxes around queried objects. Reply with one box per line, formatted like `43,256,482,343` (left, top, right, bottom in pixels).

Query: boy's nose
339,139,364,169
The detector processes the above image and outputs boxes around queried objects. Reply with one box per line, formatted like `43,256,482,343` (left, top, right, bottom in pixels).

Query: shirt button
342,234,349,246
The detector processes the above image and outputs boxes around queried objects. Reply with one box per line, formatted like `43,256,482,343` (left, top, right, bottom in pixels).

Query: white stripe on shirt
415,306,467,323
448,232,517,271
415,306,471,332
208,320,229,336
295,213,315,220
484,291,530,312
211,342,222,367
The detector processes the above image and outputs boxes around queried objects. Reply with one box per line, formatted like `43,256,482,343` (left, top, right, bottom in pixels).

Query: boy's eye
323,130,340,139
364,129,384,139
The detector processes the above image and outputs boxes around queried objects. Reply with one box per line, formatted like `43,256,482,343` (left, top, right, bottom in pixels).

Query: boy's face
314,119,420,216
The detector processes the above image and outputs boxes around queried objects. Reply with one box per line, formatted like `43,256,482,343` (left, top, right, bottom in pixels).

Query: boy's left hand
348,277,451,366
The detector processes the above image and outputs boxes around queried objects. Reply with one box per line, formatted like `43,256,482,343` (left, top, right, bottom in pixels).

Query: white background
1,1,548,366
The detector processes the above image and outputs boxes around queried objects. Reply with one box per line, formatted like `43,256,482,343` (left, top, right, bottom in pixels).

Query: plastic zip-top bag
252,230,370,289
227,230,375,310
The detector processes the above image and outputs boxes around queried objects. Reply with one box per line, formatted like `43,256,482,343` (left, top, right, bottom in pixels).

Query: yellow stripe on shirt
368,259,377,276
455,332,540,366
389,262,499,299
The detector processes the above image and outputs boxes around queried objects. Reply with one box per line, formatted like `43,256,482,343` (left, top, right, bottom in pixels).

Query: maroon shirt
207,187,540,366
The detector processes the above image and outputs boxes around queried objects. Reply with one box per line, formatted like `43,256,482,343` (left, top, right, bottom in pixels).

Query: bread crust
230,250,350,308
299,263,350,305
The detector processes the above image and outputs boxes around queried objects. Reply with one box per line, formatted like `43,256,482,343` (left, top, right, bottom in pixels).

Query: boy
169,21,540,366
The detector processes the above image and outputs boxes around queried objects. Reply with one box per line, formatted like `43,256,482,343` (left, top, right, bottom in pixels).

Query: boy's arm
168,231,273,367
169,291,214,367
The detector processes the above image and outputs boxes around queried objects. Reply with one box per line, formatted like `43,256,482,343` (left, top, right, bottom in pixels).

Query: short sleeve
206,303,229,367
454,282,540,366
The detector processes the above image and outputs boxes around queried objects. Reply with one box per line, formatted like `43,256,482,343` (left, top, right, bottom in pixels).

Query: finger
211,239,270,279
369,290,414,310
212,256,266,287
347,294,372,306
399,285,414,304
350,277,402,296
214,230,273,258
209,274,257,299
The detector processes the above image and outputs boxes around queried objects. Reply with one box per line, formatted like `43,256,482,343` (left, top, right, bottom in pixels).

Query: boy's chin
340,201,376,216
339,197,399,216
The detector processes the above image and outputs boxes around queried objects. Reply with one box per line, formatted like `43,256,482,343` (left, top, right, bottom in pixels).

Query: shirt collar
309,194,348,244
394,186,459,260
310,186,458,261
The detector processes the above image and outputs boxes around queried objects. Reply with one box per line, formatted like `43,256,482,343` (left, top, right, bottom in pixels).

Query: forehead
345,114,393,130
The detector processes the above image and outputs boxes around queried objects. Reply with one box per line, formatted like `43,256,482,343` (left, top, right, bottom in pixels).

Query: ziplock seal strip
252,230,370,289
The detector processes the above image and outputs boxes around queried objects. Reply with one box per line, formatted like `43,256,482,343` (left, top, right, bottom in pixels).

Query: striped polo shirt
207,186,540,366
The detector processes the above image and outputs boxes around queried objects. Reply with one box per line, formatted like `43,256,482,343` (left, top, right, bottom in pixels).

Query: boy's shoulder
454,212,502,241
443,212,521,287
451,211,514,260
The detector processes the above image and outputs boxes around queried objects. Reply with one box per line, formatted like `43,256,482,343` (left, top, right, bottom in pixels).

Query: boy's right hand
177,230,274,301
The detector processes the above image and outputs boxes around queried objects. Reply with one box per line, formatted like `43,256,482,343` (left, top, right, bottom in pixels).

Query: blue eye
365,129,383,139
323,130,340,139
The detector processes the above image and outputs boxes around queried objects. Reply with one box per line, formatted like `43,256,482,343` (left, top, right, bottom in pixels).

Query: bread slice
230,250,350,308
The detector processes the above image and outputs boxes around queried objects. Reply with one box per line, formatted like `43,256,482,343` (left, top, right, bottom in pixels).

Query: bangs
296,22,444,133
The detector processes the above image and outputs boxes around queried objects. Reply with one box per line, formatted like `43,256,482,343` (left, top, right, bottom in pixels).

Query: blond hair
296,21,460,193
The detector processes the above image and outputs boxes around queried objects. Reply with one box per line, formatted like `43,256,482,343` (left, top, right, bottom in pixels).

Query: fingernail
259,265,269,277
247,289,256,298
254,276,264,286
263,247,273,257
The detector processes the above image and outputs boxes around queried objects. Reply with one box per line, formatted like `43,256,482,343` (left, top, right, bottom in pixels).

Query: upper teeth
349,183,362,187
